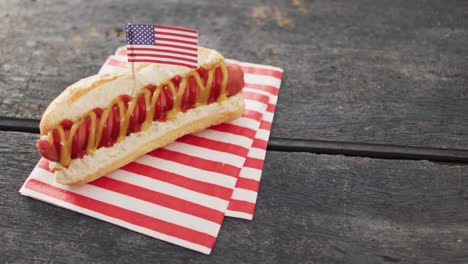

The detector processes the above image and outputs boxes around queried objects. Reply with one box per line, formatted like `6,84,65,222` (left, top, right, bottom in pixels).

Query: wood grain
0,0,467,150
2,131,468,263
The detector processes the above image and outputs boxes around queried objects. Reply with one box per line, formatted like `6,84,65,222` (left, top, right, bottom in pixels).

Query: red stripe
211,123,257,139
241,91,270,105
121,162,233,200
37,158,51,171
227,199,255,214
155,25,198,33
244,156,265,170
235,178,260,192
259,120,272,130
25,179,216,248
127,47,197,57
127,53,197,63
128,59,196,69
242,109,263,122
90,177,224,224
155,31,198,39
252,138,268,149
266,103,275,113
239,65,283,79
156,37,198,46
177,134,249,157
107,57,126,67
37,159,233,201
117,48,127,56
155,43,198,52
245,83,279,96
148,148,240,178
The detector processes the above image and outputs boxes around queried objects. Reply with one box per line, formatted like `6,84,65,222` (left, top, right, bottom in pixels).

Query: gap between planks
1,117,468,163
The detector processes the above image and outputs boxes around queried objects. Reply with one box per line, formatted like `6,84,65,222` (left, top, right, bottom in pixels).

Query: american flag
125,24,198,68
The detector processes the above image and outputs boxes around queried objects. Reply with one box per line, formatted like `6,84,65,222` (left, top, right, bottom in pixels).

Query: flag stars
126,24,155,45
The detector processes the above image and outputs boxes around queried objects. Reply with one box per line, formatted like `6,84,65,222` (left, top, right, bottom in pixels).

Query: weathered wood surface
1,0,468,150
2,131,468,263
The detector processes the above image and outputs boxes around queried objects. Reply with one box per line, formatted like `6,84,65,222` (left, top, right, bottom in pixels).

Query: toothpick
131,61,136,90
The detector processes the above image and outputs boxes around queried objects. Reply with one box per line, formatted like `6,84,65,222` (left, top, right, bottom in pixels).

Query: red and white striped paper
101,48,283,220
20,47,283,254
225,60,281,219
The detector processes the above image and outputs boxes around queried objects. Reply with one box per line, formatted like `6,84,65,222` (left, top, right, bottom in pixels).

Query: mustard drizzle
48,62,229,167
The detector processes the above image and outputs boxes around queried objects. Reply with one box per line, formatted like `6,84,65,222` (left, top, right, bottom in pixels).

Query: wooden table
1,0,468,263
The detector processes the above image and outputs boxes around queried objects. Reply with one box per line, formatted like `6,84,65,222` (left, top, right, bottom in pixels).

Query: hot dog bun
50,94,244,185
40,47,224,135
37,46,246,185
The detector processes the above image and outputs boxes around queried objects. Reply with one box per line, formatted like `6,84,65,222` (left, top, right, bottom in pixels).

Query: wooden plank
2,131,468,263
268,137,468,163
0,0,467,150
4,118,468,163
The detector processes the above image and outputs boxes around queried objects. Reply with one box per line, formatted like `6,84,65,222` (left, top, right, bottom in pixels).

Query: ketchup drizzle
50,65,226,165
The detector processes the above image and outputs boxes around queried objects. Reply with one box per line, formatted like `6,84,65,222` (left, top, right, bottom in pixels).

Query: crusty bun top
39,47,225,135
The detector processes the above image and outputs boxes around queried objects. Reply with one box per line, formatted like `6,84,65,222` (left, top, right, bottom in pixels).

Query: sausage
226,64,245,96
36,64,245,164
36,136,59,162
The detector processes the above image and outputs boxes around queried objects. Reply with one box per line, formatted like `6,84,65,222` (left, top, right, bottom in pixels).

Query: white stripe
231,188,258,203
136,155,237,188
226,59,283,73
112,55,127,61
126,44,157,49
244,74,282,87
224,210,253,220
156,40,198,49
230,117,260,131
243,87,280,104
109,55,127,62
164,142,245,167
108,169,230,208
154,45,198,55
247,147,266,160
194,129,252,148
99,65,120,74
239,167,262,181
155,34,198,44
129,50,198,61
255,129,270,141
245,99,268,113
20,184,212,254
154,28,198,38
263,112,274,122
126,44,198,55
31,168,221,236
129,56,197,66
233,116,261,130
269,94,279,104
243,88,276,99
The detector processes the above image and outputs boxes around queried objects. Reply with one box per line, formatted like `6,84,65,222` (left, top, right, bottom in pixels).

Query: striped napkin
20,47,283,254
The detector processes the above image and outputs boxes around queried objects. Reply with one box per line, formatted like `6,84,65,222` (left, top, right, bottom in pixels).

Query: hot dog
36,47,245,185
